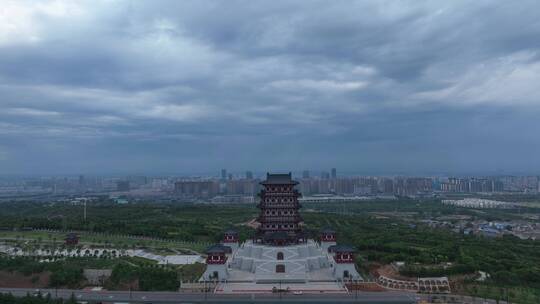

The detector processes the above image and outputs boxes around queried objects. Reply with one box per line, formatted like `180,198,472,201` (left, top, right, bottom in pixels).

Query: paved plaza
215,281,347,294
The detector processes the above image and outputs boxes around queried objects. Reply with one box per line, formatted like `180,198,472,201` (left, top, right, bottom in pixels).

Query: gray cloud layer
1,0,540,175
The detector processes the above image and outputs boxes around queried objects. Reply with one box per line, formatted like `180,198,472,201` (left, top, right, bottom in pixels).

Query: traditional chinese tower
223,229,239,251
202,244,231,281
329,245,360,280
256,173,303,245
65,233,79,246
320,227,337,251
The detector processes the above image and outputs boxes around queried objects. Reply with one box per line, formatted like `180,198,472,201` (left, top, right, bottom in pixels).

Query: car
293,291,303,295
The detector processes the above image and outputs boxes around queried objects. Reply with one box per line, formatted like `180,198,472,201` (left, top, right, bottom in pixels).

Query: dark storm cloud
1,0,540,175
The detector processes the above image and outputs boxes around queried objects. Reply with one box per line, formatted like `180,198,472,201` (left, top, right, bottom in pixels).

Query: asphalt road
0,287,508,303
0,287,420,303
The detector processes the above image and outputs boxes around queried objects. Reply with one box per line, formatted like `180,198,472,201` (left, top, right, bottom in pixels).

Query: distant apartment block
174,180,219,199
298,176,431,196
440,178,504,193
175,179,260,199
116,180,130,192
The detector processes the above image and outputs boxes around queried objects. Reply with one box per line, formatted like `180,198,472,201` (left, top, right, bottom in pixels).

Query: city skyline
0,166,539,178
3,169,538,200
2,1,540,175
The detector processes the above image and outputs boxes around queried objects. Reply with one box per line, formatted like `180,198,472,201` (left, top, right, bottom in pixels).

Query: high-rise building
246,171,253,180
377,178,393,194
441,178,469,193
331,168,337,179
226,179,258,195
116,181,130,192
128,176,148,186
175,180,219,198
493,180,504,192
302,170,310,179
221,169,227,180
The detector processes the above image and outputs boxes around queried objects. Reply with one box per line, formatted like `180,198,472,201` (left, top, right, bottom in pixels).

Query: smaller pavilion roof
206,244,231,254
328,244,355,253
224,229,238,235
321,227,336,234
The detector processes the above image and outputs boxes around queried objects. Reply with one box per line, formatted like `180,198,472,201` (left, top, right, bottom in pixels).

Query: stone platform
200,238,362,294
230,239,336,283
215,281,348,294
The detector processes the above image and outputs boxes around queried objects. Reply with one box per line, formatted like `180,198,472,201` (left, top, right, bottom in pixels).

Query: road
0,287,509,303
0,287,420,303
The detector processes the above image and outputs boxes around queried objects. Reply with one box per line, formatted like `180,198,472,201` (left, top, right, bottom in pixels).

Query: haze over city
1,1,540,175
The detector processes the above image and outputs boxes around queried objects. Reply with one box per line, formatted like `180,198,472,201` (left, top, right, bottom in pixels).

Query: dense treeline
307,198,540,221
302,211,540,290
107,262,179,291
0,293,76,304
0,202,257,242
0,257,84,288
1,200,537,241
0,256,186,291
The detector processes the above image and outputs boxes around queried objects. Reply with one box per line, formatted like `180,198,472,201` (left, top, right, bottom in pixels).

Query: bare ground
0,270,50,288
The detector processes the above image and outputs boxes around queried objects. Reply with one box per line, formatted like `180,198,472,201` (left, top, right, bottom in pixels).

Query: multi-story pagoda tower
256,173,303,245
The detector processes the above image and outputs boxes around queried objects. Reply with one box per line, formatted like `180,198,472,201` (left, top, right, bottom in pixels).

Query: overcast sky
1,0,540,176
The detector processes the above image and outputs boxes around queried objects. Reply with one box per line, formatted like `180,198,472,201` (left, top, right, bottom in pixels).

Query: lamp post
178,272,182,292
355,280,358,300
204,279,207,303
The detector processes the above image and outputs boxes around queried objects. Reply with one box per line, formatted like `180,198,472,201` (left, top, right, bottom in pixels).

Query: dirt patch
243,218,259,229
0,270,50,288
374,264,415,281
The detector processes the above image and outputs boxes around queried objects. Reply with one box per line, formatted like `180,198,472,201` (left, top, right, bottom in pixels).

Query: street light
204,279,208,303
